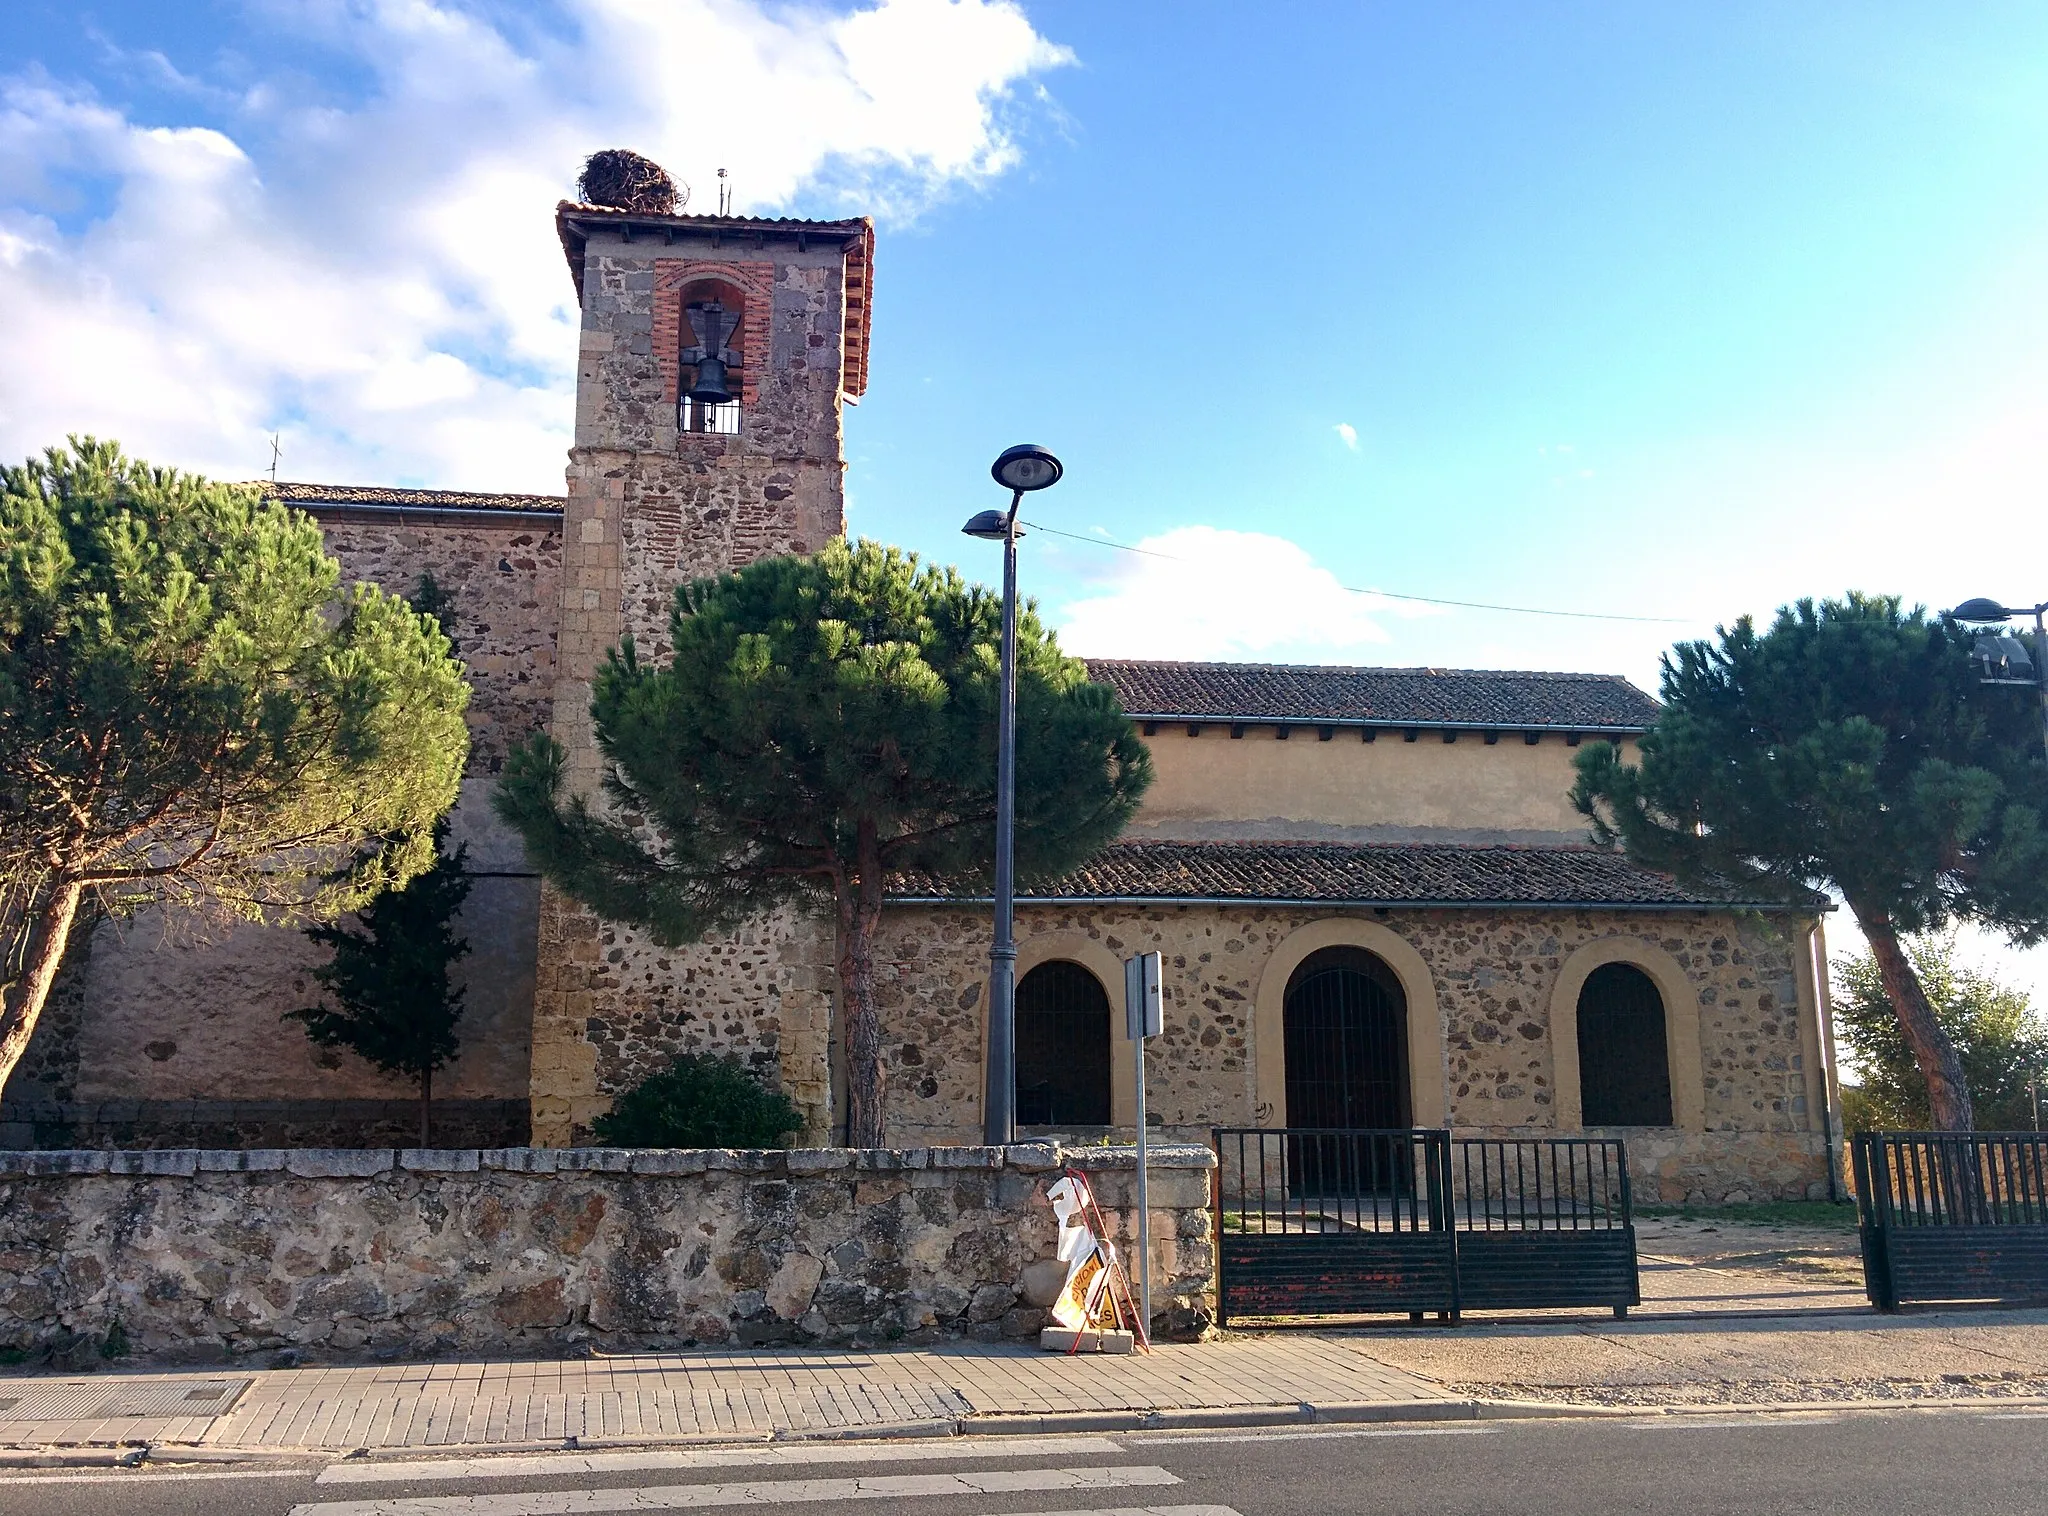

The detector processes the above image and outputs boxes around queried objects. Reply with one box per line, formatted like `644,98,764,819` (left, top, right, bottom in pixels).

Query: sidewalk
0,1337,1449,1453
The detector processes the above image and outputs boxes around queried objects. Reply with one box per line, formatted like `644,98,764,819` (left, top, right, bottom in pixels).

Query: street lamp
964,444,1063,1146
1949,597,2048,763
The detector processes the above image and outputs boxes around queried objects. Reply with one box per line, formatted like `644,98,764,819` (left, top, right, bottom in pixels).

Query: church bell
687,355,733,405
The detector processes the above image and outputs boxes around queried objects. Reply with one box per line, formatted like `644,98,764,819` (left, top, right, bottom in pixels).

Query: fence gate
1212,1128,1639,1325
1854,1132,2048,1311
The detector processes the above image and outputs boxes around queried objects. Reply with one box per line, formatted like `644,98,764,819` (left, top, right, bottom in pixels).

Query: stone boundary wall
0,1145,1214,1367
0,1100,530,1154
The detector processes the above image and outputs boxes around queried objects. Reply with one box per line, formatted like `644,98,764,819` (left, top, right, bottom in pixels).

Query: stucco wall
1129,728,1640,843
0,1144,1214,1364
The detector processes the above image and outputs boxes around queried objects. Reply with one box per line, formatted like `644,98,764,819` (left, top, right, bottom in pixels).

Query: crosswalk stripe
318,1434,1126,1485
289,1463,1180,1516
1138,1425,1501,1445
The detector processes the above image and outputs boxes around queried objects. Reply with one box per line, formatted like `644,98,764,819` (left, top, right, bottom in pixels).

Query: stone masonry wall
846,903,1827,1202
0,1144,1214,1365
532,226,854,1146
12,513,561,1124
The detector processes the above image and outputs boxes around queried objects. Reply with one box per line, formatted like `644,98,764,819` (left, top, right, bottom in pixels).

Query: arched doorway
1284,947,1411,1196
1284,946,1411,1130
1015,960,1112,1127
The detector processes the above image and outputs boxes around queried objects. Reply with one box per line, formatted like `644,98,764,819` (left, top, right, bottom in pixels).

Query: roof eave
1120,711,1648,735
886,894,1825,913
290,500,565,528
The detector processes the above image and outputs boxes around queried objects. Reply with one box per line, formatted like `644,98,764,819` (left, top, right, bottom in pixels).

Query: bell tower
531,161,874,1144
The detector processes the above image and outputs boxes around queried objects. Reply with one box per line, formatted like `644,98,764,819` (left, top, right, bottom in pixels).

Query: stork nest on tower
576,150,684,215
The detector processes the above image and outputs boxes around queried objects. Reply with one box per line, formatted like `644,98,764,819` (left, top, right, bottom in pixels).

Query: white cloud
0,0,1072,490
1053,525,1420,662
1334,421,1358,450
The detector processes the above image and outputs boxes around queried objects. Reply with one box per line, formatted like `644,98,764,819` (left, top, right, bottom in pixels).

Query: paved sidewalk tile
0,1339,1453,1452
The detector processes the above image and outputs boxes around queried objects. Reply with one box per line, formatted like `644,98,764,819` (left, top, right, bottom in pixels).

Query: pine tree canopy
1571,592,2048,1129
0,437,471,1099
495,537,1152,1145
1569,594,2048,934
495,537,1152,942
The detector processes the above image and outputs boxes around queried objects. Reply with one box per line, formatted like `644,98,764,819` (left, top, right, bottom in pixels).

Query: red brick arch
653,258,774,411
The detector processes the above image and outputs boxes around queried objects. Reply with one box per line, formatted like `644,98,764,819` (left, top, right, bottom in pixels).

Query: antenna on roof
717,167,731,216
267,433,281,483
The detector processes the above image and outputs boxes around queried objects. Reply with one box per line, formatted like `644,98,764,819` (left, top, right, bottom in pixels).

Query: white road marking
319,1435,1125,1485
290,1463,1180,1516
1136,1424,1501,1445
0,1468,311,1486
1612,1415,1843,1429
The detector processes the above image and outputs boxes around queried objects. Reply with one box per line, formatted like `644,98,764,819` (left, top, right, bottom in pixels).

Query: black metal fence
1213,1128,1638,1324
1853,1132,2048,1309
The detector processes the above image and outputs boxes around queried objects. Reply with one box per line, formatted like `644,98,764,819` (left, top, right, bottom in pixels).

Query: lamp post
964,444,1064,1147
1950,597,2048,764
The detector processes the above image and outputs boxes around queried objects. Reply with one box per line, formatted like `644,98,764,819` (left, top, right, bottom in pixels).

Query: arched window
1016,960,1112,1126
678,279,746,435
1577,962,1673,1126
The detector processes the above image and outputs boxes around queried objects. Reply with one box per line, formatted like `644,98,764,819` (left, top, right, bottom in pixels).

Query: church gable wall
6,515,561,1141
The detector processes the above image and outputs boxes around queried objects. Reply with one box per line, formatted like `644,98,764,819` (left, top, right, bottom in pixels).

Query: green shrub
593,1053,803,1149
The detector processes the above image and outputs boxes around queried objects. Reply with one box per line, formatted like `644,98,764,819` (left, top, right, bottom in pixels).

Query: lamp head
1952,597,2017,624
961,509,1014,541
991,443,1062,493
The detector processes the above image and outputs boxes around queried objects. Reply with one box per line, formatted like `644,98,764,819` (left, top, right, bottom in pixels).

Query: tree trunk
0,878,83,1104
419,1066,433,1149
835,821,888,1149
1852,904,1975,1131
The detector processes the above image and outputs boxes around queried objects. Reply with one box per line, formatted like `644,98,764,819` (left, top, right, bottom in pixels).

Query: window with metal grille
678,397,741,435
1283,947,1410,1130
1015,960,1112,1126
1577,961,1673,1126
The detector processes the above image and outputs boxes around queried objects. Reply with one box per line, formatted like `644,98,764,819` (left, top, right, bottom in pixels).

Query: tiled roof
553,202,874,397
263,482,566,518
895,840,1809,911
1087,659,1658,731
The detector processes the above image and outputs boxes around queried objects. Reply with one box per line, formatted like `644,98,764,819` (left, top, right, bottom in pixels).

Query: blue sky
7,3,2048,983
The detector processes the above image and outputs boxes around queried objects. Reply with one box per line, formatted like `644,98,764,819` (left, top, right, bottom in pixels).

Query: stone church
6,191,1840,1203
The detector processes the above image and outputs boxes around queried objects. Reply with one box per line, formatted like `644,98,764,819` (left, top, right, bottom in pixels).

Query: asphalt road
4,1408,2046,1516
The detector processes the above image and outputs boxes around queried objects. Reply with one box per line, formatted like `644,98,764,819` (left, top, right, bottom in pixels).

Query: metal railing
1450,1137,1632,1232
1855,1132,2048,1227
1214,1128,1446,1236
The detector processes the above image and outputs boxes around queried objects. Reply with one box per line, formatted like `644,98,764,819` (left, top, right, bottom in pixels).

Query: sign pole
1124,951,1163,1340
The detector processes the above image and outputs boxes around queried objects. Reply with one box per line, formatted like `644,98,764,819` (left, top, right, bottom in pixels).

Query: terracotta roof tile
895,840,1806,911
1088,659,1657,731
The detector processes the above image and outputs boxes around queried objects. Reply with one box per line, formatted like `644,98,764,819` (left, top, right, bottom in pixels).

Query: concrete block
1039,1326,1134,1354
929,1146,1003,1170
703,1150,786,1173
629,1150,710,1175
855,1149,929,1171
401,1149,482,1172
284,1149,394,1178
483,1148,559,1173
783,1149,855,1174
1004,1143,1061,1173
8,1150,109,1175
556,1148,633,1172
111,1149,199,1177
